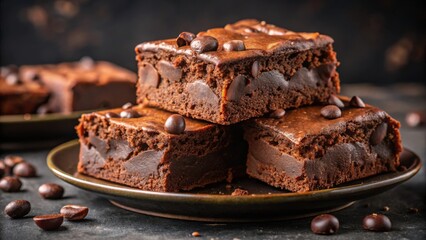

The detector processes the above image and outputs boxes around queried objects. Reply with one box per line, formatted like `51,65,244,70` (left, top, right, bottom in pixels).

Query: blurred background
0,0,425,85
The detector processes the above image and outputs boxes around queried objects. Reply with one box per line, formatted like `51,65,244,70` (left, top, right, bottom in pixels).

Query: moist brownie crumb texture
76,19,402,193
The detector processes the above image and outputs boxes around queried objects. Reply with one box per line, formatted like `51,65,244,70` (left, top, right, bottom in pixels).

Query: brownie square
21,58,137,113
243,97,402,192
0,66,49,115
76,105,246,192
135,19,340,124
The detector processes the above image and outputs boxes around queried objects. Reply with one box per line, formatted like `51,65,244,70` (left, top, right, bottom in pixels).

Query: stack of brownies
76,19,402,193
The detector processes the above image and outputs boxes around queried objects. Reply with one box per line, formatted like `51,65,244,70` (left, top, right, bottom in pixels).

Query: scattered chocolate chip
105,112,119,118
381,206,390,212
13,162,37,178
0,160,8,177
176,32,196,47
223,40,245,52
164,114,186,134
310,214,339,235
191,231,201,237
33,214,64,231
320,105,342,119
139,63,159,88
4,155,25,169
60,205,89,221
157,60,182,82
408,207,419,214
4,200,31,218
231,188,249,196
350,96,365,108
120,110,141,118
121,102,133,109
370,123,388,146
269,109,286,119
80,56,95,70
0,176,22,192
406,111,425,127
226,75,248,101
362,213,392,232
328,95,344,108
38,183,64,199
251,61,260,77
190,36,218,53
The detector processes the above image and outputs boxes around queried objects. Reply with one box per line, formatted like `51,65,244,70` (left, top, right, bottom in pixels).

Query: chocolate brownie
20,57,137,113
135,19,340,124
76,105,246,192
243,96,402,192
0,66,50,115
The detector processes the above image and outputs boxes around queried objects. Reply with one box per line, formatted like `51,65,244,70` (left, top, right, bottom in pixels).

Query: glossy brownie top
86,105,216,134
135,19,334,65
252,97,392,144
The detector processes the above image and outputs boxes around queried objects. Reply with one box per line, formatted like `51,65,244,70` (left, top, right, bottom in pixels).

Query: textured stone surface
1,84,425,239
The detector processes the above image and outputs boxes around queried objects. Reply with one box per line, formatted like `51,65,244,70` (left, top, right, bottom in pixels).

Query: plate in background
0,111,88,150
47,140,422,222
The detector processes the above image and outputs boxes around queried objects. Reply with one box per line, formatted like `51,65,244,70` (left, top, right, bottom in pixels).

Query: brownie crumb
231,188,249,196
408,208,419,214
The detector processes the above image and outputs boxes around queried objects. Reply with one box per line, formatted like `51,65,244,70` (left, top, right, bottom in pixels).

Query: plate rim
47,139,422,203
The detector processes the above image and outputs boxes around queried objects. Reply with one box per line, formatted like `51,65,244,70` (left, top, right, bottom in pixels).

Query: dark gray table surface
1,84,425,240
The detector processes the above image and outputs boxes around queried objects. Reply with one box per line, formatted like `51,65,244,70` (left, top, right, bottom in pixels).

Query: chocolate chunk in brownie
243,96,402,192
0,66,50,115
135,19,340,124
20,58,137,113
76,105,247,192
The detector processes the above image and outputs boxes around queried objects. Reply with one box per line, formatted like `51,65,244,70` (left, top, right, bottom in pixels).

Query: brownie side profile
135,19,340,124
0,66,50,115
76,105,246,192
21,58,137,113
243,97,402,192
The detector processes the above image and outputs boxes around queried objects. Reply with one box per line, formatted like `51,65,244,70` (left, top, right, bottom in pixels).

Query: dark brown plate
47,140,422,222
0,111,89,150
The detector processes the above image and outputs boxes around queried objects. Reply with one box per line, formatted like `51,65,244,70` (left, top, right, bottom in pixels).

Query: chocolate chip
5,74,21,85
190,36,218,53
320,105,341,119
226,75,248,101
120,110,141,118
157,60,182,82
60,205,89,221
350,96,365,108
310,214,339,235
176,32,196,47
251,61,260,77
362,213,392,232
328,95,344,108
406,111,425,127
0,160,8,177
269,109,286,119
4,200,31,218
164,114,186,134
4,155,25,169
105,112,119,118
38,183,64,199
80,56,95,70
33,214,64,231
0,65,18,78
13,162,37,178
191,231,201,237
121,102,133,109
370,123,388,145
139,63,159,88
223,40,245,52
0,176,22,192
